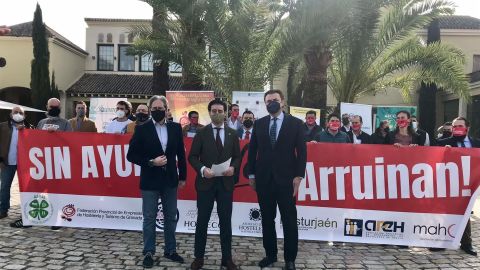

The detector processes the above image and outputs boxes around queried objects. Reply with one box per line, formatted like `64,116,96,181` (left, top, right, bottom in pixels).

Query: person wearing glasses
105,100,132,134
182,111,204,138
127,95,187,268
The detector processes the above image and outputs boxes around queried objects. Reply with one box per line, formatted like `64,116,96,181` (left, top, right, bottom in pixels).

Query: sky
1,0,479,50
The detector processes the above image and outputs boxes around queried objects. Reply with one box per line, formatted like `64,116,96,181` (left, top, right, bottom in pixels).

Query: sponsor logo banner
17,130,480,248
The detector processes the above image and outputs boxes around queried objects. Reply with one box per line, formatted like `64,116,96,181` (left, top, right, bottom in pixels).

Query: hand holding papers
211,158,232,177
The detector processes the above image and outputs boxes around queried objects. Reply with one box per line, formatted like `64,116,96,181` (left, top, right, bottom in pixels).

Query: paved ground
1,177,479,270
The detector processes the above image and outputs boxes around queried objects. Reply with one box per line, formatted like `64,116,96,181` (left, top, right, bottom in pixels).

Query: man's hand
17,124,25,130
204,168,215,179
153,155,167,166
223,166,235,177
178,180,186,189
393,143,403,148
47,127,57,132
445,145,452,148
293,177,302,197
408,144,418,147
249,179,256,191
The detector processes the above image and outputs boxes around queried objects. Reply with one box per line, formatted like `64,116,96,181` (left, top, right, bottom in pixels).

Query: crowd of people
0,90,478,269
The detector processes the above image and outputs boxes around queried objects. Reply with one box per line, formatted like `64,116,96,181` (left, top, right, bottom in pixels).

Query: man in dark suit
431,116,478,256
347,115,371,144
237,110,255,140
248,89,307,270
304,110,322,142
127,95,187,268
189,99,241,270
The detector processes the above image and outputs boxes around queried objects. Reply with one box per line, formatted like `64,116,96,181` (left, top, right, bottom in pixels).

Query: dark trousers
194,179,233,259
461,218,472,247
0,165,17,213
256,176,298,262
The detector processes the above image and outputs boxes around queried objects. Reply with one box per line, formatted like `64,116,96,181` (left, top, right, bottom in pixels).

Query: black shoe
164,252,184,263
9,219,31,228
397,245,409,249
258,257,277,268
460,245,478,256
143,252,154,268
51,226,61,230
285,261,296,270
0,212,7,219
429,248,446,252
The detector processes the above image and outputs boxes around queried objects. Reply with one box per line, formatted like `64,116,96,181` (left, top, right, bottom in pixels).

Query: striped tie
270,117,277,147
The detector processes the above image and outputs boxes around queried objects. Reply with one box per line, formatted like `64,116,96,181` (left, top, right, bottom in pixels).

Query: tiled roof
437,15,480,30
66,73,213,96
85,18,151,23
6,22,87,55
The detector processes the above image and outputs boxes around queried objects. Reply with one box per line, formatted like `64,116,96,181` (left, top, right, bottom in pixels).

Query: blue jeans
0,165,17,214
141,187,178,255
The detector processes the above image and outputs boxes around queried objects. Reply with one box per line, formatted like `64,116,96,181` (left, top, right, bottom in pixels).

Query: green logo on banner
28,199,50,220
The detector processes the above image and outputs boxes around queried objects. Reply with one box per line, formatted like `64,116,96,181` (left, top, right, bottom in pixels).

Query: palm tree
328,0,470,106
132,0,207,90
202,0,291,98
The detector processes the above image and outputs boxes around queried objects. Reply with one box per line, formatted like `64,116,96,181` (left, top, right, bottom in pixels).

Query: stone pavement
1,177,479,270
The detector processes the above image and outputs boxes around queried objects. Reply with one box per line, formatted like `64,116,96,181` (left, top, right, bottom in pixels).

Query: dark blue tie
270,117,277,147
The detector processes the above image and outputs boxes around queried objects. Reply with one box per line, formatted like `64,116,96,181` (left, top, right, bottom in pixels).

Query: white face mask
12,113,24,122
116,110,126,118
412,121,418,130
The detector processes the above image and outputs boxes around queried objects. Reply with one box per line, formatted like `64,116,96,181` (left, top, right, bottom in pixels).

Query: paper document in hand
211,158,232,177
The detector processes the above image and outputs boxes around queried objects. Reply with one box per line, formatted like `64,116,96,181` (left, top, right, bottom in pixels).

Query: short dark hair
352,115,363,123
453,117,470,127
327,113,340,122
75,101,87,107
117,100,132,116
306,110,316,117
396,110,411,118
208,99,227,112
243,110,254,117
264,89,284,101
230,104,239,109
443,121,452,126
188,111,199,118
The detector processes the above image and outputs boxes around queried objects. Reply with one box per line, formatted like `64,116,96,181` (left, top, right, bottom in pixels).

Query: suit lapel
205,124,221,158
165,122,175,154
147,120,164,155
223,127,233,159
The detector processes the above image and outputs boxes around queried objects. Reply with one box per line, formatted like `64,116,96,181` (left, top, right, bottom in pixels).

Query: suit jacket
68,117,97,132
188,124,241,192
384,130,425,146
237,128,253,140
347,130,371,144
127,119,187,191
0,121,32,167
305,124,322,142
248,113,307,189
435,136,480,148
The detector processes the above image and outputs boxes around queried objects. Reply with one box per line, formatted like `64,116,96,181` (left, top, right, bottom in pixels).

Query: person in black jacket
304,110,322,142
347,115,371,144
248,89,307,270
127,95,187,268
430,117,478,256
384,111,425,146
371,120,389,144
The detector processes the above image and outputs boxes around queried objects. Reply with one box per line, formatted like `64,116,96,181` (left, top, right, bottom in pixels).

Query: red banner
18,129,480,216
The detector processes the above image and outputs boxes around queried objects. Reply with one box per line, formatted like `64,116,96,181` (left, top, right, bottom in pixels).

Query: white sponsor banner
20,192,467,249
340,102,373,134
89,98,127,132
231,91,268,119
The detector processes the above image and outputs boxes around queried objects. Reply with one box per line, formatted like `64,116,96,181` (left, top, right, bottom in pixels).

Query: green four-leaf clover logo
28,199,50,220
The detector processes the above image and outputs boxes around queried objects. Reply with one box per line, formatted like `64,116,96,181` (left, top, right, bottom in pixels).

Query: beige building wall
0,37,86,90
85,21,150,73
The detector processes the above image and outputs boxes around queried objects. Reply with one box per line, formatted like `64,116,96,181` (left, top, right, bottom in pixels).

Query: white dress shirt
228,118,240,130
155,121,168,152
242,128,253,140
458,136,472,148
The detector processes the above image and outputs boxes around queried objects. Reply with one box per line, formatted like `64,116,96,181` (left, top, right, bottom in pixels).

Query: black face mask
151,110,166,122
442,131,452,138
342,118,350,126
243,119,253,129
136,113,150,123
266,101,281,114
48,107,61,117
